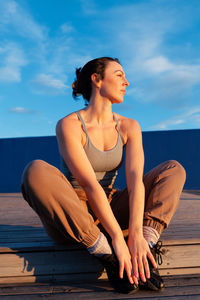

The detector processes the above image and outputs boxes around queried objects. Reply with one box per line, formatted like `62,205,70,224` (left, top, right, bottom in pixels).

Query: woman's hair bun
75,67,82,80
72,80,77,89
72,67,82,97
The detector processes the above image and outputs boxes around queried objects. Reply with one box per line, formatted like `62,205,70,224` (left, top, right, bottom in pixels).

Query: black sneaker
98,254,139,294
139,241,165,291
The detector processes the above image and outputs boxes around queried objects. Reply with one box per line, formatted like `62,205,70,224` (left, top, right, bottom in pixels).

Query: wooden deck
0,191,200,299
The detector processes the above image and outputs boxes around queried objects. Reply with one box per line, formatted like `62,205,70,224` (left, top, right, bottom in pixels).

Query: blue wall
0,129,199,192
0,136,60,193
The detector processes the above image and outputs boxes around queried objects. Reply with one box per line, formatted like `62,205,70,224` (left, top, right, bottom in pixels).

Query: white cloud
9,107,37,114
60,23,74,34
34,74,69,89
127,48,200,109
0,0,47,83
80,0,97,15
31,73,69,95
151,106,200,130
130,62,200,108
151,118,184,130
0,0,46,41
0,43,27,82
144,56,174,73
143,55,200,86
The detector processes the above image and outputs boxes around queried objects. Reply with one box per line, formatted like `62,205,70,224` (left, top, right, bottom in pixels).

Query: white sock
143,226,160,248
87,232,113,257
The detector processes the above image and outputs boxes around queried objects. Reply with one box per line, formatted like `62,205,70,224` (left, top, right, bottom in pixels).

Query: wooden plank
0,276,200,299
0,241,82,254
0,293,200,300
0,243,59,253
161,194,200,242
162,239,200,245
0,273,200,287
0,225,42,231
0,193,42,227
0,251,104,277
0,266,200,284
3,237,200,248
160,267,200,276
0,242,199,282
0,273,104,285
160,244,200,269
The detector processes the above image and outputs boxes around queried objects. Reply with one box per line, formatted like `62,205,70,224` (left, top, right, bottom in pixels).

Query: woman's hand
111,234,135,285
127,233,157,284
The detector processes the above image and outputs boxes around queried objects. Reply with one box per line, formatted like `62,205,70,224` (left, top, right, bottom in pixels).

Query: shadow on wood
0,224,104,284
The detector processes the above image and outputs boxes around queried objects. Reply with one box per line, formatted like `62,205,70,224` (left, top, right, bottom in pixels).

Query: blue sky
1,0,200,138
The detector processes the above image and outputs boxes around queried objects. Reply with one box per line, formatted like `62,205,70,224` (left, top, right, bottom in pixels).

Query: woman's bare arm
123,118,157,283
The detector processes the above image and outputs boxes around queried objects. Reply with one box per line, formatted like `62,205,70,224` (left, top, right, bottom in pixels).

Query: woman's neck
83,95,113,125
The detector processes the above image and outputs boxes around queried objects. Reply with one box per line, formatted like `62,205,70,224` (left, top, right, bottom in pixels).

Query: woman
21,57,186,294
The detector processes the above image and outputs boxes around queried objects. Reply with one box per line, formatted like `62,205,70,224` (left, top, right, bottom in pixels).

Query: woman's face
98,61,129,104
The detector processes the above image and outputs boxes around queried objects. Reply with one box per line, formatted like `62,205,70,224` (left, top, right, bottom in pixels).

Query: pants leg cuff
82,227,101,248
143,219,165,235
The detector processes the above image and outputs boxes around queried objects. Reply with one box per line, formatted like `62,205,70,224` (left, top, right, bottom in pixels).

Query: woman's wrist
111,229,124,241
129,225,143,237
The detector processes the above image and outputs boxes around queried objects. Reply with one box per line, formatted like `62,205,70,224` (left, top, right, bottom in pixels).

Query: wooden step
0,191,200,284
1,275,200,299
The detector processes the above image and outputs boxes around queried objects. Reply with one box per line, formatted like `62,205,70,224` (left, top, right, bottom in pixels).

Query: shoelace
153,241,164,265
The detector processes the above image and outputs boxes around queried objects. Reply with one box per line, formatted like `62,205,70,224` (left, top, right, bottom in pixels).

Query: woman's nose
124,77,129,86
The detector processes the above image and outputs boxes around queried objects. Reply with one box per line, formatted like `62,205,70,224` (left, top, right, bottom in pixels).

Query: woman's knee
22,160,49,186
166,160,186,184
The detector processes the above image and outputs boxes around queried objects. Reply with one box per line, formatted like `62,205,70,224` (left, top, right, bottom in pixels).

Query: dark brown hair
72,57,120,103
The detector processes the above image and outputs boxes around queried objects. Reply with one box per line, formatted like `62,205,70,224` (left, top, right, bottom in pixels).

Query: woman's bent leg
106,161,185,291
143,160,186,234
107,160,186,236
21,160,100,247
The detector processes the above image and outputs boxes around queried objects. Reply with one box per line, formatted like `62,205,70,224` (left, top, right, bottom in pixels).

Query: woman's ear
91,73,101,88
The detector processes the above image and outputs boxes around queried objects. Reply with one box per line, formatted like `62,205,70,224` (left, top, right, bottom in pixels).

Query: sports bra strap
113,113,120,132
76,111,89,136
113,113,124,143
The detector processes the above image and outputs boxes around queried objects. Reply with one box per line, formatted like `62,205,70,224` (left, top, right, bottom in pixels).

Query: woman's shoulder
114,112,140,129
114,113,141,143
56,111,82,136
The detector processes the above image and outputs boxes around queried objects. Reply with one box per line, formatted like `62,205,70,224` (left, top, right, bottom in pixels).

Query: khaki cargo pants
21,160,186,248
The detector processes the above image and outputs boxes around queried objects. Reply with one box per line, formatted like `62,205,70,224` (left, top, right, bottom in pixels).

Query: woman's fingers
119,257,135,285
138,250,157,281
124,262,134,284
131,262,138,285
143,256,150,279
113,237,136,285
132,257,139,281
147,251,157,269
119,260,124,279
138,255,146,282
132,274,138,285
117,248,154,284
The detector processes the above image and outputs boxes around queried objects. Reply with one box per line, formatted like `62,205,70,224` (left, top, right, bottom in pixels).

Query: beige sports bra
61,111,124,188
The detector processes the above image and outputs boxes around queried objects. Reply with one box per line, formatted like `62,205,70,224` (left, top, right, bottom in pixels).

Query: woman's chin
112,98,124,104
